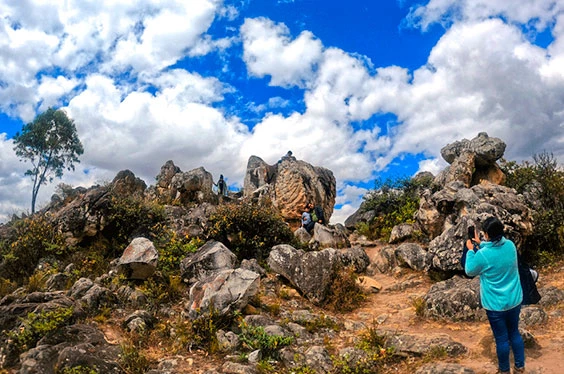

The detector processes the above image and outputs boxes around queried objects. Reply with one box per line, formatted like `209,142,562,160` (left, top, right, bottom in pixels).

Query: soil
148,243,563,374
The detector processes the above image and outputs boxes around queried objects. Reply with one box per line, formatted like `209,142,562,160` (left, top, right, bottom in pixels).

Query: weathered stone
170,166,216,204
180,240,237,285
294,227,312,245
389,223,414,244
367,246,398,274
416,363,475,374
304,346,333,374
186,268,260,318
217,330,240,352
520,306,548,326
240,259,266,277
117,237,158,280
423,276,484,321
385,331,467,357
395,243,429,271
539,285,564,307
443,151,475,187
243,155,336,228
111,169,147,197
221,361,257,374
311,223,350,249
441,132,506,166
267,245,339,305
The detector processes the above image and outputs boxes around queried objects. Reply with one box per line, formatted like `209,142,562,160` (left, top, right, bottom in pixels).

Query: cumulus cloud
2,1,564,225
241,17,323,88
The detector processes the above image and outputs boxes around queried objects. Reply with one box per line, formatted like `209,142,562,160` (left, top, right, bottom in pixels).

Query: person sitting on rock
302,204,315,234
308,202,326,225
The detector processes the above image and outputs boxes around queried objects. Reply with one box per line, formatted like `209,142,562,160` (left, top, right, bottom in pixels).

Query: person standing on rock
215,174,226,196
464,217,525,374
302,204,315,234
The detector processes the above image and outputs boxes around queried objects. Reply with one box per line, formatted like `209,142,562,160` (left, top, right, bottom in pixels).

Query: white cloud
241,17,323,88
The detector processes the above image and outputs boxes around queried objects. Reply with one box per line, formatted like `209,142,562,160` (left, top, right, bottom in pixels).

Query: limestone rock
180,240,238,285
395,243,429,271
186,268,260,318
423,276,484,321
117,237,159,280
311,223,350,249
243,155,336,227
111,169,147,197
389,223,415,244
416,363,475,374
441,132,506,166
385,331,468,357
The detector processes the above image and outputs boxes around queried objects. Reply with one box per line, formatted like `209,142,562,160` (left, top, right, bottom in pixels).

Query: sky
0,0,563,224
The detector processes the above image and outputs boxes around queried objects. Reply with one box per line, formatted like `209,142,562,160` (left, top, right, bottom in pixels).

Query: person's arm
464,248,484,277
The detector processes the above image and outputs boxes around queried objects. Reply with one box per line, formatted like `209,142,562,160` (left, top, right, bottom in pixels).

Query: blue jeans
486,305,525,372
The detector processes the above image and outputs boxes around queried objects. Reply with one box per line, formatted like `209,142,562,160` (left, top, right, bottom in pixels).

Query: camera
468,226,475,240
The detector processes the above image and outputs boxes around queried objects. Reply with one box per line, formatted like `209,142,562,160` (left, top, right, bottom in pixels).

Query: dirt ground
339,246,564,374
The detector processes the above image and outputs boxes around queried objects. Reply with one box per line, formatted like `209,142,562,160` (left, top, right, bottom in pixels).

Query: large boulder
423,276,484,321
186,268,260,318
180,240,237,285
441,132,506,166
117,237,159,280
243,155,336,228
267,245,368,305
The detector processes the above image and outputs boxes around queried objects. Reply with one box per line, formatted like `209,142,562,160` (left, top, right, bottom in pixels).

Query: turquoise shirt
465,237,523,311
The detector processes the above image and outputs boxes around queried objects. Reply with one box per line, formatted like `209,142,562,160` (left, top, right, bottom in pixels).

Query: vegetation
13,108,84,213
359,175,433,241
238,319,294,360
8,306,74,354
0,215,66,283
501,152,564,263
324,265,367,312
206,198,295,262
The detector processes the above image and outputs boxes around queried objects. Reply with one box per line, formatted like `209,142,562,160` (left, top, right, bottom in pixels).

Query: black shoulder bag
518,257,541,305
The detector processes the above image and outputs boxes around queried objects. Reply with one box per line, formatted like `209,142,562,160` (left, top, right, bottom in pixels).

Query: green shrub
359,176,431,241
57,365,99,374
104,195,166,255
238,319,294,360
501,152,564,262
151,226,202,276
206,198,294,262
9,306,74,354
120,341,150,374
0,277,17,298
0,215,65,283
324,265,367,312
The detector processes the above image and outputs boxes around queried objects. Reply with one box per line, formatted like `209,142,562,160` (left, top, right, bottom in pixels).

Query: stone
423,276,484,321
117,237,159,280
395,243,429,271
311,223,350,249
385,331,468,357
441,132,506,166
186,268,260,318
243,155,336,228
304,346,333,374
416,363,475,374
389,223,414,244
180,240,237,285
520,306,548,326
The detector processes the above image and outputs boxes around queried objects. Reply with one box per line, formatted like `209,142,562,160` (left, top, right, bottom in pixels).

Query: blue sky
1,0,563,223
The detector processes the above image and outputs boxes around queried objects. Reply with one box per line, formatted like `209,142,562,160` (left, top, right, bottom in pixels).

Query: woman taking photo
465,217,525,374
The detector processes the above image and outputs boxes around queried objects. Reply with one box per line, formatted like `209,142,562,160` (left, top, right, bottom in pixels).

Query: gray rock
247,349,262,364
294,227,312,245
395,243,429,271
240,259,266,277
68,277,94,299
539,285,564,307
267,245,340,305
117,237,158,280
221,361,257,374
217,330,240,352
386,331,467,357
311,224,350,249
423,276,484,321
441,132,505,166
389,223,414,244
180,240,237,285
520,306,548,326
416,363,476,374
304,346,333,373
186,268,260,318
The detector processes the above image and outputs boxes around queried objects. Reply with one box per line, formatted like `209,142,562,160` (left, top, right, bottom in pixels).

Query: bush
359,176,431,241
238,319,294,360
0,215,65,283
151,226,202,276
9,306,74,354
501,152,564,262
324,265,367,312
206,198,294,262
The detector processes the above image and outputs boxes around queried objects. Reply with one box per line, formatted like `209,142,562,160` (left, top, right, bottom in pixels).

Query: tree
13,108,84,213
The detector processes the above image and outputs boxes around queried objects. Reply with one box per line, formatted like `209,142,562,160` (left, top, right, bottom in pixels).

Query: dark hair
482,217,504,241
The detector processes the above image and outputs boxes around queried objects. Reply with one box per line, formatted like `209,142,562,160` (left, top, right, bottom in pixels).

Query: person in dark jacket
307,202,325,225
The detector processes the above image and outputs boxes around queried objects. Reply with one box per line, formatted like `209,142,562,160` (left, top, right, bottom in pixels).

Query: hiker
279,150,295,163
301,204,315,234
464,217,525,374
215,174,226,196
308,202,325,225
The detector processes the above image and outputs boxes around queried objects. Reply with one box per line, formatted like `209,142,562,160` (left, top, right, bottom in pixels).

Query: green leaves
13,108,84,213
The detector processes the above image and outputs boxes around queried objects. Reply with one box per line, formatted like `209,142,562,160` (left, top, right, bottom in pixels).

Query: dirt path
336,246,564,374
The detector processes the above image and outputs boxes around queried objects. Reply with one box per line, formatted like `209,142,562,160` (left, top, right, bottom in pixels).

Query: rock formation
243,155,336,227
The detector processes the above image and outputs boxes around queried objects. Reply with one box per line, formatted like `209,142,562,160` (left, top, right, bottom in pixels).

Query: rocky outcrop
180,240,237,285
117,237,159,280
243,155,336,227
294,224,350,250
186,268,260,318
423,276,484,321
149,161,217,204
266,245,368,305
